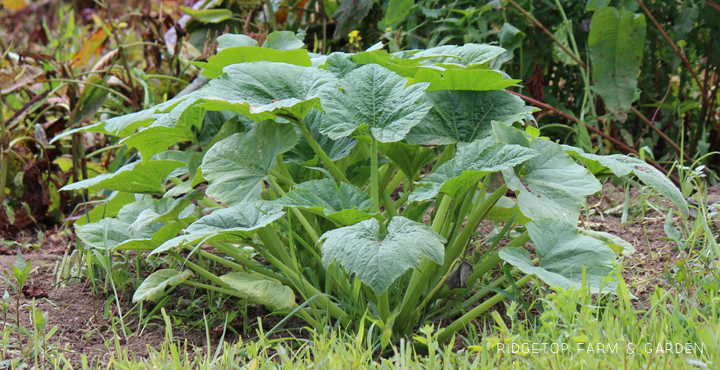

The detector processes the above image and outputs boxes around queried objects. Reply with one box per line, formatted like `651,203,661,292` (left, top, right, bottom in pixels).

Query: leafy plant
62,31,688,342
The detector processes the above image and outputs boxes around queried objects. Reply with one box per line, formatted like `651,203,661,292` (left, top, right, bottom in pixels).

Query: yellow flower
385,27,392,33
348,30,361,44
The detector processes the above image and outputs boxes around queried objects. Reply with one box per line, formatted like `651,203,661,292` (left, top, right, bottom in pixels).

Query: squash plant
57,31,688,342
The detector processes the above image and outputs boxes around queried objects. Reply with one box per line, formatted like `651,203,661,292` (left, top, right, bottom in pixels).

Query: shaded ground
0,184,690,365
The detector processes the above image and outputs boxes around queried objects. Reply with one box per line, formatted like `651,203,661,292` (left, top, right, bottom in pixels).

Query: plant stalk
281,114,350,183
435,274,533,343
371,137,380,211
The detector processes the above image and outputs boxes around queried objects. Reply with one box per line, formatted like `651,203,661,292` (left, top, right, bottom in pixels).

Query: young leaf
319,64,432,143
319,216,446,294
411,138,538,201
132,269,193,303
220,272,295,311
406,90,536,145
275,178,375,225
504,139,602,221
588,7,646,122
60,160,185,194
202,121,298,204
499,219,618,293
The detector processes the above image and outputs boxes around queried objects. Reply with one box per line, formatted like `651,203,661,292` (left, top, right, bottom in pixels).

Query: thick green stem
253,244,349,323
381,189,397,218
396,194,453,331
431,144,456,174
284,115,349,183
184,280,246,299
441,185,507,275
378,291,390,323
370,138,379,210
431,195,453,233
169,251,235,292
207,242,291,285
436,274,533,343
256,225,294,267
267,176,320,242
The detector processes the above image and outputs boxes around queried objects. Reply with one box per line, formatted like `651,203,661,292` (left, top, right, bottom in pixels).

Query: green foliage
60,32,687,343
588,7,647,122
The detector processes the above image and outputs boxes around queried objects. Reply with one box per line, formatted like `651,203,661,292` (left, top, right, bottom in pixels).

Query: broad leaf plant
57,32,688,342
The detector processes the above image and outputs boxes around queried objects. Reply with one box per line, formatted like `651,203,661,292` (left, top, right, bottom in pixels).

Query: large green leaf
414,68,520,92
319,216,446,294
50,95,184,142
499,219,618,293
406,90,536,146
351,50,423,78
195,47,311,79
286,108,357,163
412,44,506,67
275,178,375,225
74,191,138,226
588,7,646,122
121,126,196,162
319,64,431,143
410,138,538,201
202,121,298,204
504,139,602,221
220,272,295,311
152,200,285,255
563,146,689,217
198,62,338,121
60,160,184,194
132,269,193,303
